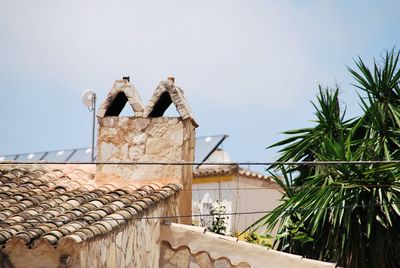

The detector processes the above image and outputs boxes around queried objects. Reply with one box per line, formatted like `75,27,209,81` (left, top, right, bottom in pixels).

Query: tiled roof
0,166,181,247
193,165,273,181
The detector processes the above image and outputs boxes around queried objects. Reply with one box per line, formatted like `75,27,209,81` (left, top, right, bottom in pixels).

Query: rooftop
0,166,180,247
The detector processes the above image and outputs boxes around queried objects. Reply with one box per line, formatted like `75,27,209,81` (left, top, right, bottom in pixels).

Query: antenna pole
91,93,96,162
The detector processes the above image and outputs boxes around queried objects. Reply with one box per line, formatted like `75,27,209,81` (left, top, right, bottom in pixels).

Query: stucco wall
192,175,282,234
160,223,337,268
0,239,62,268
232,176,282,234
160,241,250,268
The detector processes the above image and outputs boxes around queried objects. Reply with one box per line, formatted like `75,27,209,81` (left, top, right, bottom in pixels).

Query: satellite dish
81,89,97,162
81,90,95,108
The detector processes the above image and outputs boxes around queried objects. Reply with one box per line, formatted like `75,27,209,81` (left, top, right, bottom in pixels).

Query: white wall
192,175,282,235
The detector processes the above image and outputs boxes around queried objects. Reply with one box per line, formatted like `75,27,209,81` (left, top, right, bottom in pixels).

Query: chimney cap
123,76,130,82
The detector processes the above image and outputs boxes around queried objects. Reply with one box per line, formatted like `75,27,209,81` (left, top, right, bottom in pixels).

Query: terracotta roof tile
193,165,273,182
0,166,181,247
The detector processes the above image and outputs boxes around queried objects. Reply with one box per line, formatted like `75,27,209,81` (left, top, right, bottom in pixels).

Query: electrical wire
188,184,400,191
0,200,396,225
1,162,399,224
2,160,400,165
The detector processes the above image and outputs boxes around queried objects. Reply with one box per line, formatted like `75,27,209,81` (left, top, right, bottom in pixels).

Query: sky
1,1,400,172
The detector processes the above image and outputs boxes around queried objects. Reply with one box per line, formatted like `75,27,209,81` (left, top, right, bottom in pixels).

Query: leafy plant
207,201,228,235
244,232,273,247
248,49,400,267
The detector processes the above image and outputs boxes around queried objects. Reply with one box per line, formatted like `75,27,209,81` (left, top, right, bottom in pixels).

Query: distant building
192,146,282,235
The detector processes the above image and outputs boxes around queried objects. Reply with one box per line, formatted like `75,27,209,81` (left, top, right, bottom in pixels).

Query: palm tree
250,49,400,267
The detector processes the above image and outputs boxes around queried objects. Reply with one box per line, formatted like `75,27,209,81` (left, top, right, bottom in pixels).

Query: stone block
101,117,115,128
127,132,147,146
119,117,129,129
99,142,117,160
165,124,183,147
146,138,171,155
132,118,150,131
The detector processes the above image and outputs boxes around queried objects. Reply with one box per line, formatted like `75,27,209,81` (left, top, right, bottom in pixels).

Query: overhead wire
2,160,400,165
1,161,400,227
181,184,400,191
0,200,398,224
2,160,400,192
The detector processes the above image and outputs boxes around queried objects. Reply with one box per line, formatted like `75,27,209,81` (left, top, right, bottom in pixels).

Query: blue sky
0,1,399,169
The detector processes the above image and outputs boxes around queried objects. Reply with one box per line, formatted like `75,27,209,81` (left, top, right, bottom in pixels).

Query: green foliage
250,49,400,267
207,201,228,235
244,233,273,247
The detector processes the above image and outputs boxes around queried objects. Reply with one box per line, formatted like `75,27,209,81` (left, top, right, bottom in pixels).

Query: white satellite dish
81,89,97,162
81,90,95,108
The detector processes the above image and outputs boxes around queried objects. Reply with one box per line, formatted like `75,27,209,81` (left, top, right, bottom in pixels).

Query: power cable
2,160,400,165
182,184,400,191
0,200,398,224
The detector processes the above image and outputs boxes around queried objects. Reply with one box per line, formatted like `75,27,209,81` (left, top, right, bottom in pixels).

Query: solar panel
68,148,93,162
0,135,228,163
15,152,46,162
40,149,75,162
0,155,18,161
195,135,228,163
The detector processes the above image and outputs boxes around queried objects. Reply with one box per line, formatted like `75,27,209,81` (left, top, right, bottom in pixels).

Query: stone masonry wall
97,117,185,185
177,119,196,222
69,196,179,268
96,116,195,224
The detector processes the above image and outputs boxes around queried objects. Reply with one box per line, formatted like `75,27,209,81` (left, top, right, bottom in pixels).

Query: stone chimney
96,77,198,224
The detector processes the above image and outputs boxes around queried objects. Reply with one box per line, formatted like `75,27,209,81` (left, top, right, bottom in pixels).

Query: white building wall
192,175,282,235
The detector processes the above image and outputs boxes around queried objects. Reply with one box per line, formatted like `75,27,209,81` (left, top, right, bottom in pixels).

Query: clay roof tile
42,233,60,245
0,166,181,246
